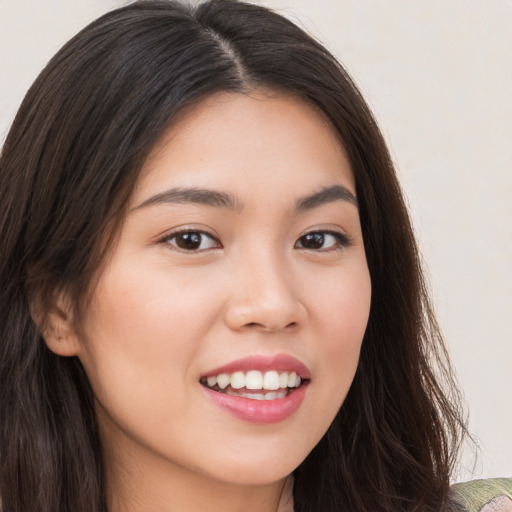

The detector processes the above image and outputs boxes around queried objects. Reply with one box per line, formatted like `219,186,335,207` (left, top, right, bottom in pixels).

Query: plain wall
1,0,511,481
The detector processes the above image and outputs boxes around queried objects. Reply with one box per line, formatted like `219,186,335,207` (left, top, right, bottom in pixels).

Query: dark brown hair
0,1,467,511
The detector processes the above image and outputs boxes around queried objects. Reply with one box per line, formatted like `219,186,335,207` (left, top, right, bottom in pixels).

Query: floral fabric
277,476,512,512
452,478,512,512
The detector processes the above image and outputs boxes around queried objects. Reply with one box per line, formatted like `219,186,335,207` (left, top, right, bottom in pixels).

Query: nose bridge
224,243,305,332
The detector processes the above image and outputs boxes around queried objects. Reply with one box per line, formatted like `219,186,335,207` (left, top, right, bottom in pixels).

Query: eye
161,230,221,252
295,231,350,251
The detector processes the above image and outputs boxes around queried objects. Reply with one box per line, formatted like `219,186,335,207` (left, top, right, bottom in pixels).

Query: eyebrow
133,187,244,212
133,184,357,212
295,185,358,211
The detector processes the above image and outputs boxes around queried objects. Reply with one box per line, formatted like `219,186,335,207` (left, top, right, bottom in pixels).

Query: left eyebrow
132,187,244,212
295,185,358,211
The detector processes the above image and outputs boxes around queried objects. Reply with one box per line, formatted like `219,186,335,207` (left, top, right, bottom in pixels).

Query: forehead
133,91,355,206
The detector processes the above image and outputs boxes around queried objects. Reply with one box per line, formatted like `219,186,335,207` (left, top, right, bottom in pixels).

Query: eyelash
159,229,221,252
159,229,352,253
294,230,352,252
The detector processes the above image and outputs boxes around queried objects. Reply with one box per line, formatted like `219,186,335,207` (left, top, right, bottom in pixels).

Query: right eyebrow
132,187,244,212
295,184,358,211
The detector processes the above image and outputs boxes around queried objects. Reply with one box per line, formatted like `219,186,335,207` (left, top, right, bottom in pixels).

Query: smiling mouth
200,370,307,401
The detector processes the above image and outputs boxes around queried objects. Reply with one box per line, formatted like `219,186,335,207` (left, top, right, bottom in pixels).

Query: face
73,92,371,487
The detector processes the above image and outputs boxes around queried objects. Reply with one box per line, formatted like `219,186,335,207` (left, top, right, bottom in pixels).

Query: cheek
83,262,219,358
77,264,220,414
311,256,371,347
305,260,371,421
326,275,371,351
76,265,228,458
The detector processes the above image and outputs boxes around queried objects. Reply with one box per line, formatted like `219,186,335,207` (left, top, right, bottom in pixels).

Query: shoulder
451,478,512,512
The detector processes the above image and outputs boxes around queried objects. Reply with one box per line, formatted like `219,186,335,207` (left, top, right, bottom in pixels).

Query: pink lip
201,383,309,424
201,353,311,379
200,353,310,424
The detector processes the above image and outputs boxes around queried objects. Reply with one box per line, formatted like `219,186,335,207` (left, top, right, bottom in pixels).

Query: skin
47,92,372,512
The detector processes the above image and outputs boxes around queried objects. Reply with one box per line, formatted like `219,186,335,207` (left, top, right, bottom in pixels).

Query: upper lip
202,353,311,379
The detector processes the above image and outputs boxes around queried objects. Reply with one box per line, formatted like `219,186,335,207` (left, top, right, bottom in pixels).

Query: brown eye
164,231,220,252
299,232,326,249
295,231,350,251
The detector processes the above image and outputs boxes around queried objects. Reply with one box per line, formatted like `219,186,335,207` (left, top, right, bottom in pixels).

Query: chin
210,464,295,487
199,442,309,486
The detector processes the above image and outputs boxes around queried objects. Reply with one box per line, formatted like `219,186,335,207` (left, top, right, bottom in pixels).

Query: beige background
1,0,510,481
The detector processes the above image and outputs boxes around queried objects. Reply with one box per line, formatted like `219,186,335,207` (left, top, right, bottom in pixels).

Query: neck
106,459,286,512
102,430,286,512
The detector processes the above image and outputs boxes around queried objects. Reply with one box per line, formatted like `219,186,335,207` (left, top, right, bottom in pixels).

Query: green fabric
451,478,512,512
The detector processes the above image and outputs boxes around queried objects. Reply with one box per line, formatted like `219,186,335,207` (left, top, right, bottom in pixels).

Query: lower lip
201,384,308,424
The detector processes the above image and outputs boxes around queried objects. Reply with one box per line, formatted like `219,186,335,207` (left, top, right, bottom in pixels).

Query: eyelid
158,227,222,252
295,229,353,251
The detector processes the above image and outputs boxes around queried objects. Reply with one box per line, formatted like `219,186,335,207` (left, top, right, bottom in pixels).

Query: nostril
243,321,298,331
226,299,307,332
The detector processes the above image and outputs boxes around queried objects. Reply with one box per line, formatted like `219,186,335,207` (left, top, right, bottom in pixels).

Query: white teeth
245,393,266,400
231,371,245,389
217,373,230,389
202,370,304,392
278,372,289,388
245,370,263,390
287,372,301,388
224,389,288,400
264,391,286,400
287,372,298,388
225,389,266,400
263,371,280,390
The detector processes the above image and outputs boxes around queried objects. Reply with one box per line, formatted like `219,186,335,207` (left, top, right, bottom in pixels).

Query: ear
31,289,82,357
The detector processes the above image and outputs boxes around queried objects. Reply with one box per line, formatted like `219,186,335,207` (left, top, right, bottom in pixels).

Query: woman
0,1,509,511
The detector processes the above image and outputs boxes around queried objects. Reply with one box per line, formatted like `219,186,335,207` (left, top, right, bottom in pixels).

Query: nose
223,250,307,333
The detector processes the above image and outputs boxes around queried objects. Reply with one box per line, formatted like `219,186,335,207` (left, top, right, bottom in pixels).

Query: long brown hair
0,1,467,510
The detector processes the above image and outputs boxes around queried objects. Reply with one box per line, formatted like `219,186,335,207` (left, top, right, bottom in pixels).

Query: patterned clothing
452,478,512,512
277,477,512,512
